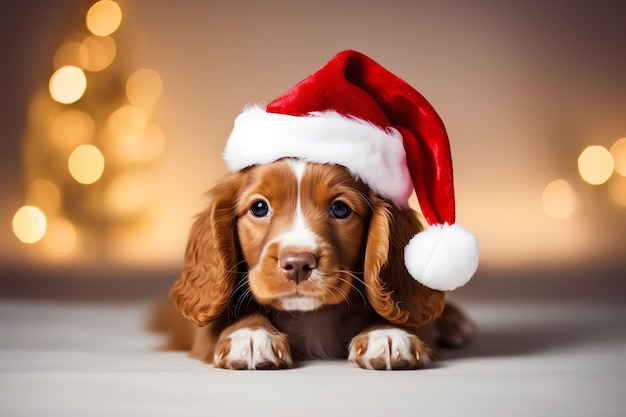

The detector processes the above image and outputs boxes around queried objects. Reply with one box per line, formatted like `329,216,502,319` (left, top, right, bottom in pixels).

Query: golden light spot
610,137,626,177
81,35,116,72
542,179,577,220
50,110,95,151
608,175,626,207
53,42,89,70
105,173,148,216
139,123,166,162
68,145,105,184
49,66,87,104
26,179,61,215
13,206,47,244
578,146,614,185
115,122,166,163
126,69,163,110
42,217,78,259
28,89,58,127
86,0,122,37
107,105,148,143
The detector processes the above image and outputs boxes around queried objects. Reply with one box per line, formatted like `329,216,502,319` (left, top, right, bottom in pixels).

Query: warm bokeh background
2,0,625,291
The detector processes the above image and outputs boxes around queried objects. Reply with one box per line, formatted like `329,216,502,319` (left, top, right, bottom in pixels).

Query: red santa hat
224,50,478,291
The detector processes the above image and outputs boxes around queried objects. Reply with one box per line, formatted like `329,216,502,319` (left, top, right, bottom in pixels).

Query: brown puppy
169,159,473,370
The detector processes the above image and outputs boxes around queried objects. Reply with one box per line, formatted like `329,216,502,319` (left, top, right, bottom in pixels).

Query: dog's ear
364,196,445,328
170,173,242,327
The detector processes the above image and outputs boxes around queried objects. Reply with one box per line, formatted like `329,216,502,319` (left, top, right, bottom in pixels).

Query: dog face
235,159,370,311
171,158,444,329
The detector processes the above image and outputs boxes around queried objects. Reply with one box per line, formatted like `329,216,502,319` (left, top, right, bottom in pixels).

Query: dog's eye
250,200,270,218
329,201,351,219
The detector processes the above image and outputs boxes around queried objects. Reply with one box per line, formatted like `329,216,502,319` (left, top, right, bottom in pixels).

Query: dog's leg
435,302,476,348
213,313,292,370
348,326,431,370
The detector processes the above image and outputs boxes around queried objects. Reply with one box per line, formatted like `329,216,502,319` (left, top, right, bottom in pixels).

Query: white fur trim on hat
224,106,413,207
404,223,479,291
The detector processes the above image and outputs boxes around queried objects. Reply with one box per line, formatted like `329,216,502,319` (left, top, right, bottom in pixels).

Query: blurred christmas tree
12,0,166,262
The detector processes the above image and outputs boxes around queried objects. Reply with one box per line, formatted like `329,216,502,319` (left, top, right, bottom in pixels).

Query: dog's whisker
227,278,246,321
245,287,256,312
227,276,249,305
232,276,250,294
336,271,368,308
336,269,368,286
228,274,253,320
332,284,352,308
224,278,244,322
234,287,254,320
284,308,301,319
225,259,249,274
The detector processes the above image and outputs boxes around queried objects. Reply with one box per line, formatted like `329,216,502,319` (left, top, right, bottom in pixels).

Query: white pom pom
404,223,479,291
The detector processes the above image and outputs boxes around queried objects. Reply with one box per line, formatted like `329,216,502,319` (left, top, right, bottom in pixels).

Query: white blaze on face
273,160,321,312
272,159,318,251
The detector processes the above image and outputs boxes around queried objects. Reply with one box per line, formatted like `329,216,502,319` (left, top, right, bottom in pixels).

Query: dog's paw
435,303,476,348
348,328,430,370
214,327,292,370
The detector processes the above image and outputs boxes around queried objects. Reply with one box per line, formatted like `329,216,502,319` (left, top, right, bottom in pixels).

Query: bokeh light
86,0,122,37
14,0,168,265
13,206,47,244
49,66,87,104
53,42,89,70
105,173,148,216
27,89,58,128
113,122,166,163
610,137,626,177
542,179,577,220
138,123,166,162
68,145,105,184
26,179,61,215
50,110,95,151
608,176,626,207
42,217,78,259
107,105,148,143
126,69,163,110
578,146,614,185
81,35,116,72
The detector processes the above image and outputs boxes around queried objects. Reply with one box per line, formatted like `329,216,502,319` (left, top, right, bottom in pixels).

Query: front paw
214,327,292,370
349,328,430,370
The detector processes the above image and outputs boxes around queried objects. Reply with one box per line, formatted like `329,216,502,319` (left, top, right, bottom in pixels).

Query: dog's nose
279,251,317,283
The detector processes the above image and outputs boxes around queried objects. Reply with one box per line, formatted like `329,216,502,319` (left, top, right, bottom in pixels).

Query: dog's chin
277,296,323,312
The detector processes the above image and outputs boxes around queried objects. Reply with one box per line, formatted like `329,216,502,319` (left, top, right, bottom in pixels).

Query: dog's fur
164,158,473,370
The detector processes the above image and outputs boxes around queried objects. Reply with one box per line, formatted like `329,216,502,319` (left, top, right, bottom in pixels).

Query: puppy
169,158,473,370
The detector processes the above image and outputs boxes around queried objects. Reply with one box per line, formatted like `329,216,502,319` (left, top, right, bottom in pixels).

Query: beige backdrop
2,0,625,273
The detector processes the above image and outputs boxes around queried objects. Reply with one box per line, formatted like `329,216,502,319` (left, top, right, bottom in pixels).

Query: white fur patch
224,106,412,207
271,160,318,250
215,328,290,370
279,296,322,311
348,328,429,370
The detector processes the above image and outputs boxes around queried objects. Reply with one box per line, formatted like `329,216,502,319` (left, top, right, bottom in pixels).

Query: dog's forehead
239,159,368,203
245,159,349,182
243,160,299,189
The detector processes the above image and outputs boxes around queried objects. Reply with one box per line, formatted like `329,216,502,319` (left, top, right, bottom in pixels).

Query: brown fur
364,195,445,327
166,159,471,369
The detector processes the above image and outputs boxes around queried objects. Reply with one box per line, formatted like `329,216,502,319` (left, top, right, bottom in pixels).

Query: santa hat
223,50,478,291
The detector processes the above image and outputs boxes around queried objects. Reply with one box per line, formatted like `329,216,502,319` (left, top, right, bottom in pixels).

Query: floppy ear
170,173,242,327
364,196,445,328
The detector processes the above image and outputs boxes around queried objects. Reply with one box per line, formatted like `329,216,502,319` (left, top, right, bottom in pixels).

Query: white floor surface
1,298,625,417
